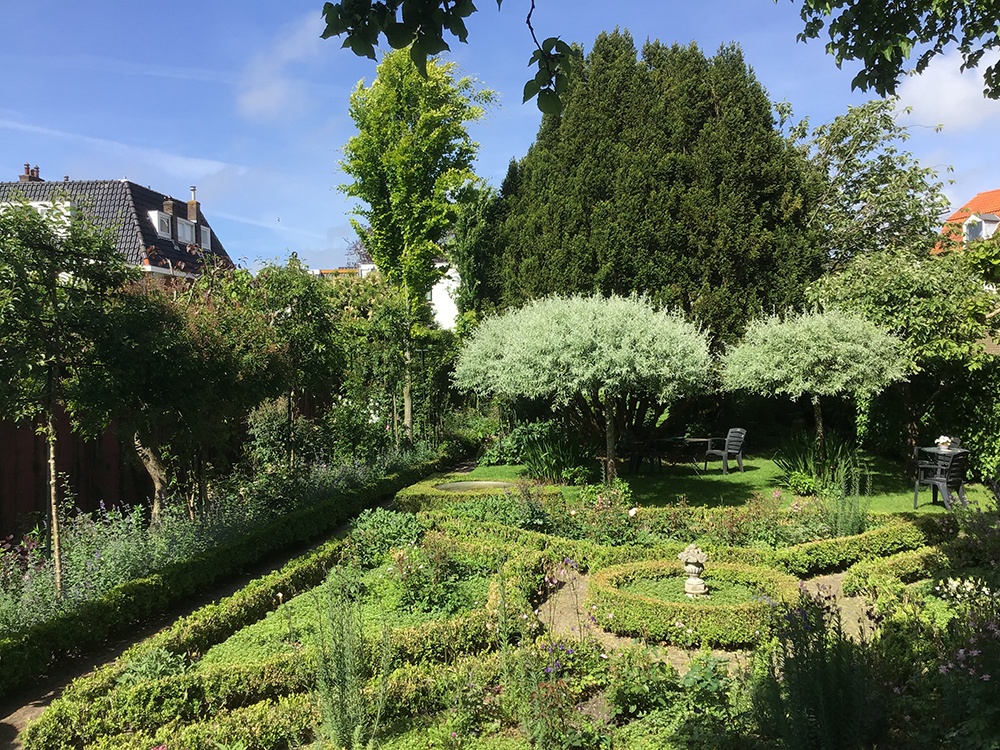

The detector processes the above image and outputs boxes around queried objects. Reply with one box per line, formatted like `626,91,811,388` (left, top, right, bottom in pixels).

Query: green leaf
384,21,414,49
522,79,541,103
536,89,562,115
349,36,377,60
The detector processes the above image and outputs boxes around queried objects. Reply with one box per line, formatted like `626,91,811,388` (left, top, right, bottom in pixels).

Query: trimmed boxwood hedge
23,537,546,750
587,560,800,647
1,451,461,701
393,475,561,513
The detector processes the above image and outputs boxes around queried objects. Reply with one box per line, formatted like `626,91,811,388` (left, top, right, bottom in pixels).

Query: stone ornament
678,544,708,597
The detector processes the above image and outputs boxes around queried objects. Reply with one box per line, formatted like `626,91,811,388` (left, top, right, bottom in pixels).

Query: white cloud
0,118,236,180
896,49,1000,132
237,13,328,122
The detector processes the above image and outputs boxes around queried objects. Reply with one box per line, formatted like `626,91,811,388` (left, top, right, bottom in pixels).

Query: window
148,210,171,238
177,218,195,244
199,225,211,250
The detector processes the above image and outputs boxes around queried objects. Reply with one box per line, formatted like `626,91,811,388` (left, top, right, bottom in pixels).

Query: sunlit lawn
457,454,994,515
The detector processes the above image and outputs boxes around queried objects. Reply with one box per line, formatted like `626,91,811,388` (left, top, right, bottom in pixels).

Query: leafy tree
792,0,1000,99
793,98,951,270
320,0,1000,104
721,309,909,446
341,47,492,439
453,294,712,481
807,247,999,462
321,0,572,112
0,199,135,592
73,267,286,521
246,256,344,465
487,33,822,344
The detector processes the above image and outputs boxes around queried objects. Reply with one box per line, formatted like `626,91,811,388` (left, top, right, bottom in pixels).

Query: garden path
536,570,870,675
0,500,393,750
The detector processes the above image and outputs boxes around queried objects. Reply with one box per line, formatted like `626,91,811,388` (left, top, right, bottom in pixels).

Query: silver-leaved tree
721,309,909,448
453,294,711,481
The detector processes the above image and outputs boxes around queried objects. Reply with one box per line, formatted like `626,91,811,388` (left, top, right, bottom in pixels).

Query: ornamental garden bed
20,467,998,750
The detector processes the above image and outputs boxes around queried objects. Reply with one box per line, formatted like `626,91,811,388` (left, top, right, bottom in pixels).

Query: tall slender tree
340,48,492,440
0,200,135,593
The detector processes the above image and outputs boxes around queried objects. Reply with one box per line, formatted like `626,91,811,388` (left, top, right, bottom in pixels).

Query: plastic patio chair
704,428,747,475
914,449,969,510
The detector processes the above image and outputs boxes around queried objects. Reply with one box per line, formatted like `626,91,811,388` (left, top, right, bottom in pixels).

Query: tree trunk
403,348,413,444
811,393,824,451
134,433,169,524
604,394,618,484
45,407,63,597
901,380,921,477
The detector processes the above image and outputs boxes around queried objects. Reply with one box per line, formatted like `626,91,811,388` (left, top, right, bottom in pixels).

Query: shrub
751,588,889,750
346,507,425,568
587,560,800,646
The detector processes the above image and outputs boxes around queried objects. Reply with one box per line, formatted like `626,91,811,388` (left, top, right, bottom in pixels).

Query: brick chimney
187,185,201,223
18,163,43,182
163,198,175,215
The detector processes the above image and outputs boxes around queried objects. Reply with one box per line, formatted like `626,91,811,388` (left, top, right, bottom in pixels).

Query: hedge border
393,475,562,513
587,560,800,647
2,449,460,701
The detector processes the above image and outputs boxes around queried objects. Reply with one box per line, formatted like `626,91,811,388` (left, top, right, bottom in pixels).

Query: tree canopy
341,48,493,313
453,294,712,479
472,33,821,344
796,98,950,270
792,0,1000,99
721,309,909,444
319,0,1000,109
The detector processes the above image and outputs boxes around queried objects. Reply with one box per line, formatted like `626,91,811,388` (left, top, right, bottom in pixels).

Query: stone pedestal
678,544,708,598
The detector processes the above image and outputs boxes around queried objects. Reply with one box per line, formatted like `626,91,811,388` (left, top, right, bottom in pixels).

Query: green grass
602,455,990,515
624,576,758,606
446,464,528,482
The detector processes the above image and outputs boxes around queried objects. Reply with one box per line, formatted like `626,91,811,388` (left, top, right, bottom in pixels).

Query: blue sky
1,1,998,271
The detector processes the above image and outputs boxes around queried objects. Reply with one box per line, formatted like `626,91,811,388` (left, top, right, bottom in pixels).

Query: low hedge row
3,452,457,701
769,515,937,576
85,693,318,750
24,543,546,749
393,476,561,514
586,560,800,647
842,546,954,599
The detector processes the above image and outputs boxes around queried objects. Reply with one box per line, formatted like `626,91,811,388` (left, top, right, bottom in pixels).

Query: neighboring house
0,164,233,276
0,165,234,535
939,188,1000,248
313,261,460,330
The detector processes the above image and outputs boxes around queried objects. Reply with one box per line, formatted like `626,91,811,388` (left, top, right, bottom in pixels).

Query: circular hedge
586,560,800,647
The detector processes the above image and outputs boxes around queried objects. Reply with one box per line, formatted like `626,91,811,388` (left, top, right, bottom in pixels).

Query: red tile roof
936,188,1000,253
945,188,1000,224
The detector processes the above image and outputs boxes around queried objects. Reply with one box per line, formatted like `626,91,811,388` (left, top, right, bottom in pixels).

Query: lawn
460,455,993,514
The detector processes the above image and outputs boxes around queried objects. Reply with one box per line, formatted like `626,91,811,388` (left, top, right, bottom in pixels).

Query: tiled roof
0,179,232,273
945,188,1000,225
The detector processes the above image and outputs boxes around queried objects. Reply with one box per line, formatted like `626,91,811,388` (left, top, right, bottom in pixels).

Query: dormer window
149,210,171,239
177,218,195,244
199,225,211,250
965,215,983,242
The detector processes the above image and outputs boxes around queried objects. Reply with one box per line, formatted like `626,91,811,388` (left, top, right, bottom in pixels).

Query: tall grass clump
314,570,391,750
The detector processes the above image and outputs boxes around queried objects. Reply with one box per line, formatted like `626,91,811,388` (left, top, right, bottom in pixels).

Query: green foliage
797,98,951,268
752,589,889,750
115,646,188,689
773,431,861,496
795,0,1000,99
315,570,391,750
347,507,425,568
723,309,908,403
587,560,801,646
488,33,822,343
519,422,591,484
341,49,493,312
454,294,711,475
